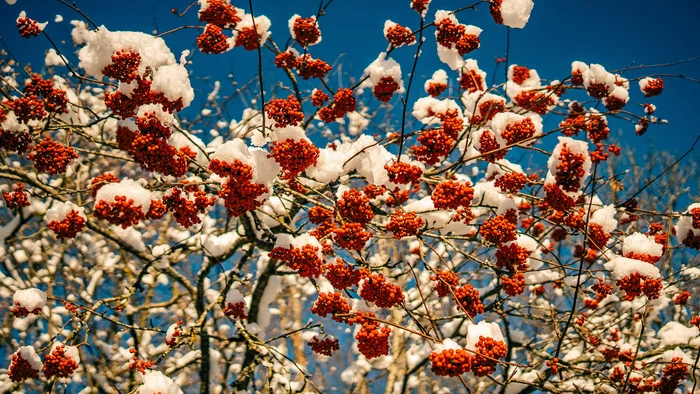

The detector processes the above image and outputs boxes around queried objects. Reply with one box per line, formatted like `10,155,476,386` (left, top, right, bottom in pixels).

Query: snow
675,203,700,243
465,321,505,352
424,69,448,92
657,322,700,347
45,201,85,223
289,14,321,46
604,256,661,280
305,146,348,183
362,52,404,93
545,136,591,196
111,226,146,252
589,205,617,234
51,341,80,364
622,232,663,258
491,112,542,145
346,110,370,136
138,370,183,394
412,97,461,124
202,232,239,257
462,91,505,122
45,49,68,67
77,26,176,80
12,346,42,371
582,64,615,96
209,139,280,186
13,288,47,312
498,0,534,29
437,45,463,70
235,14,272,47
17,11,47,32
6,0,17,4
151,60,195,109
55,14,63,23
571,61,589,75
95,179,152,213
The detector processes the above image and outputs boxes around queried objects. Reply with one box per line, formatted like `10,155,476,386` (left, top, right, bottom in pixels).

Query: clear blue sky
1,0,699,155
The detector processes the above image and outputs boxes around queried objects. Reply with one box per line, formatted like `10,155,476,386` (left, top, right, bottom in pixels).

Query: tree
1,0,699,393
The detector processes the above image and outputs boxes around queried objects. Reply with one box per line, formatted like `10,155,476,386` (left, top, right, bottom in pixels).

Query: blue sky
1,0,699,155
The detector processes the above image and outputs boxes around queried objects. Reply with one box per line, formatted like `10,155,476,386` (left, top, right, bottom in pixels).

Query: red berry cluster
265,95,304,128
543,182,576,212
199,0,241,27
355,313,391,359
310,292,352,323
10,301,42,318
386,211,425,238
93,196,147,229
472,336,508,376
410,0,430,14
235,26,265,50
336,189,374,225
269,138,320,180
116,127,185,177
435,18,466,48
128,349,155,374
459,69,485,92
431,270,459,298
24,74,69,114
673,291,690,305
373,76,401,103
513,90,554,115
616,273,662,300
308,205,333,225
165,321,183,347
511,66,531,85
162,187,216,228
642,78,664,97
427,82,447,97
318,88,356,123
323,260,362,289
105,75,184,119
430,347,472,376
501,273,525,296
656,357,688,394
311,89,329,107
385,23,416,47
489,0,505,24
496,243,530,273
4,183,30,209
102,48,141,83
494,172,528,193
26,137,77,175
42,345,79,379
432,180,474,210
0,125,32,153
456,33,480,56
90,173,120,197
477,129,507,162
360,272,404,308
295,54,332,80
385,161,422,184
554,144,587,192
223,301,248,319
16,13,43,38
47,210,86,239
453,284,484,317
8,351,40,382
209,158,269,217
291,16,321,47
271,242,324,277
333,222,373,251
412,128,455,165
479,210,518,245
197,24,231,54
308,335,340,356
